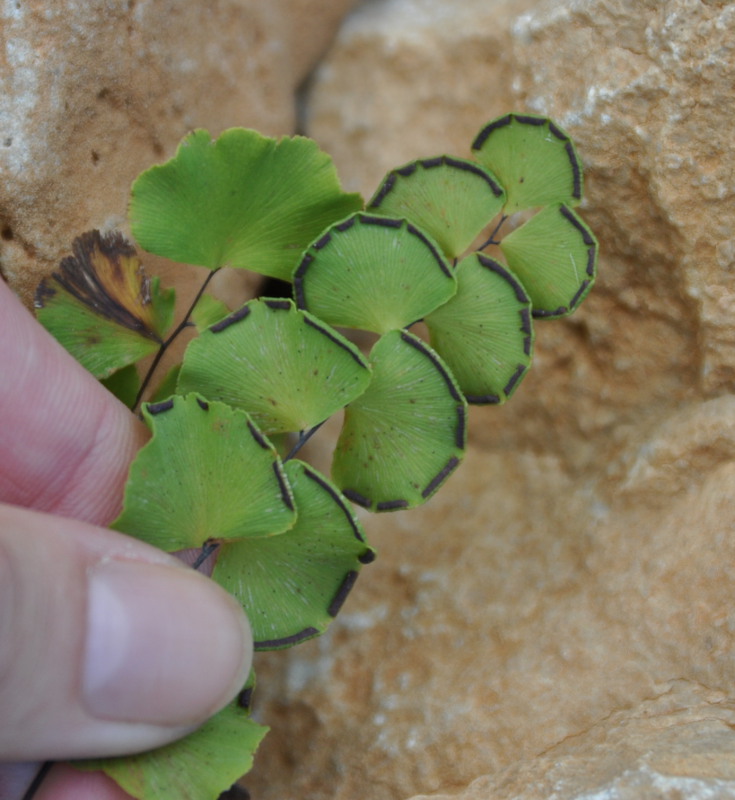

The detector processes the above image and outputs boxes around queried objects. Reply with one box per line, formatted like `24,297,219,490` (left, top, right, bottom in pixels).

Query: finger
0,503,252,760
7,759,136,800
0,279,148,525
34,763,133,800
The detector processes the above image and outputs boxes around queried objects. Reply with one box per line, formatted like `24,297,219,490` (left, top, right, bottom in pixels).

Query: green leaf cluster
34,114,598,800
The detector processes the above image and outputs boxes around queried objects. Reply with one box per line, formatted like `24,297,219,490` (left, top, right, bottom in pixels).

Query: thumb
0,502,252,761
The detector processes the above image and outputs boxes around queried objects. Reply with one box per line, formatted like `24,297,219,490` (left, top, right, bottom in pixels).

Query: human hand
0,279,253,800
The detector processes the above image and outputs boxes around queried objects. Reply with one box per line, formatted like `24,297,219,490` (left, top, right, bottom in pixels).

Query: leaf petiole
192,540,221,572
284,420,327,462
20,760,53,800
476,214,508,251
133,268,221,412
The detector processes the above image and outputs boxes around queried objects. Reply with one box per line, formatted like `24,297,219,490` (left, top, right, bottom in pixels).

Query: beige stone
411,682,735,800
248,425,735,799
0,0,357,305
243,1,735,799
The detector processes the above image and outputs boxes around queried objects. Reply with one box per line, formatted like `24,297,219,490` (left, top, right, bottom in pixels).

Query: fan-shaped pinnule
499,203,598,318
34,229,175,379
213,459,376,651
367,155,505,260
425,253,534,404
129,128,363,280
111,394,297,552
294,212,456,334
332,329,467,512
471,113,583,214
177,298,372,435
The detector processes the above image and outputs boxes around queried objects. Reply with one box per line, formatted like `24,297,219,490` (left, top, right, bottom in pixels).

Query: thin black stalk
192,541,220,571
284,420,326,462
476,214,508,251
133,268,221,413
21,760,53,800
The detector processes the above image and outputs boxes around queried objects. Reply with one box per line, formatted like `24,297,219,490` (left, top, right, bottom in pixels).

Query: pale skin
0,279,253,799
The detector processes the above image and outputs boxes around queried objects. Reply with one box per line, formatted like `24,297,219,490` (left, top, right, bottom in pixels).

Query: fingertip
82,559,253,728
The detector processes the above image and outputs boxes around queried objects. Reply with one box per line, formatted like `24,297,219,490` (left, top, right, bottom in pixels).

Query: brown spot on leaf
47,229,162,340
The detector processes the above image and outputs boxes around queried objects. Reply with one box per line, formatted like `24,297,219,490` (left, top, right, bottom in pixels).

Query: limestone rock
0,0,357,304
248,420,735,799
243,1,735,799
410,681,735,800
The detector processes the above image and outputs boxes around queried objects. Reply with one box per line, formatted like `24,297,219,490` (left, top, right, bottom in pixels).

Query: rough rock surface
243,1,735,799
413,682,735,800
0,0,357,304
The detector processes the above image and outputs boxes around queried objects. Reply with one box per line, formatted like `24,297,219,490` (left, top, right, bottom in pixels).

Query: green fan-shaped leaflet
333,330,467,511
367,156,505,260
75,680,267,800
499,204,598,318
471,113,583,214
177,298,371,435
425,253,534,404
130,128,363,280
294,212,456,334
34,230,175,379
213,459,376,651
112,395,296,552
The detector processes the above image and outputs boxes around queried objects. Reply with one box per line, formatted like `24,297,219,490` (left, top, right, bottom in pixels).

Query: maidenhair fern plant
32,112,598,800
